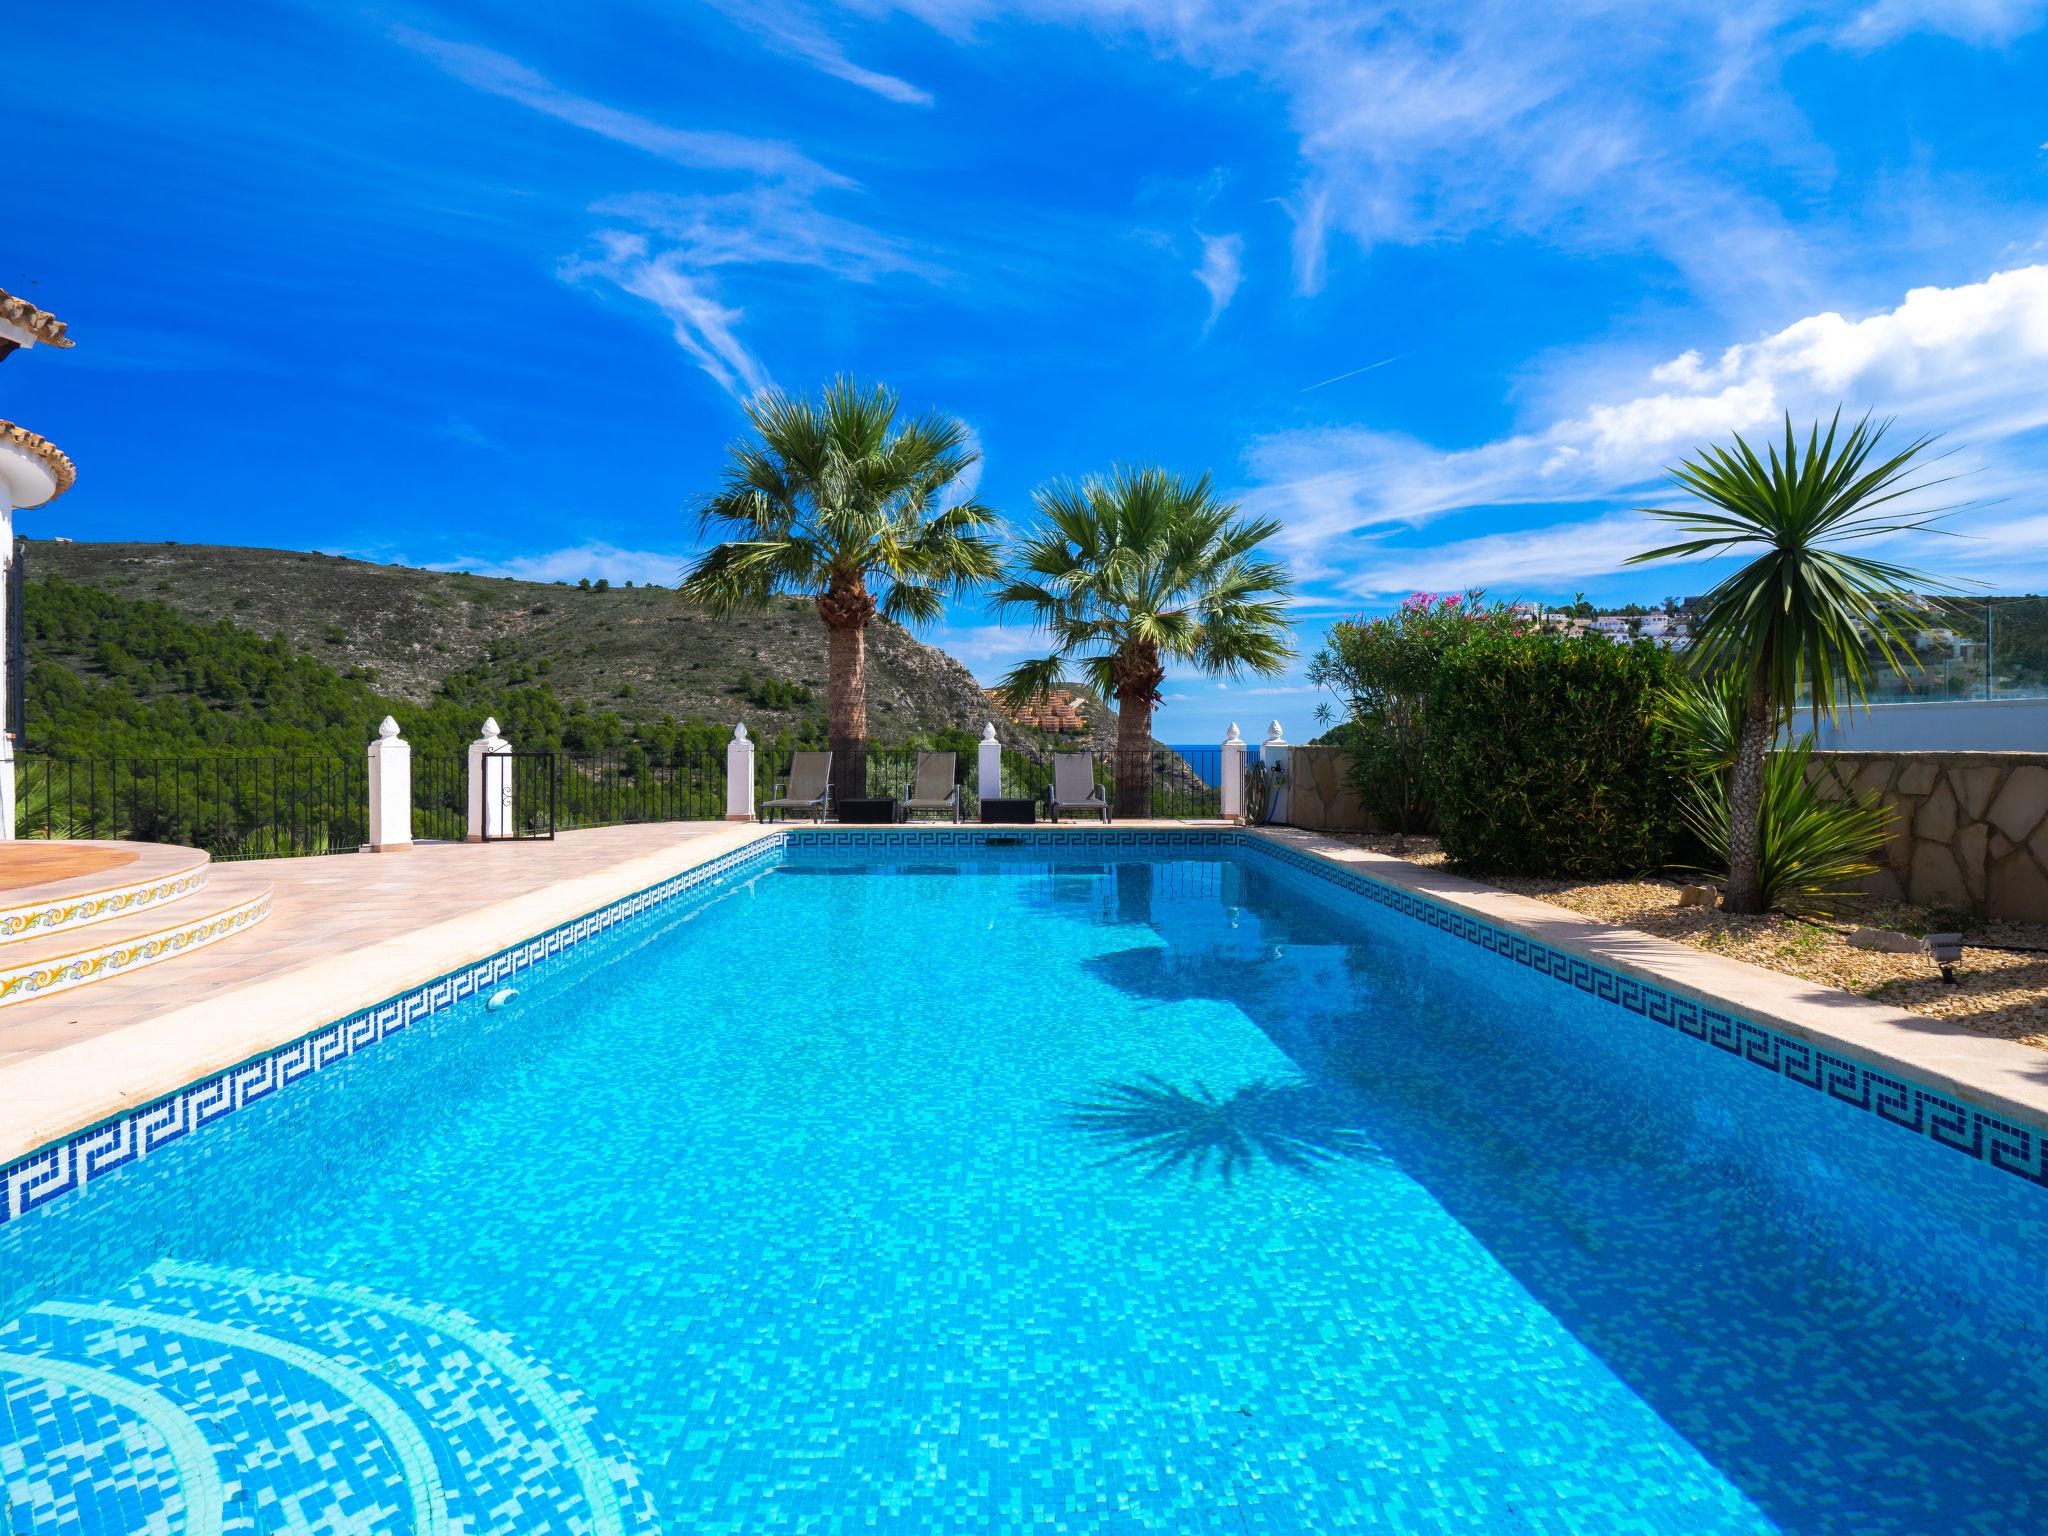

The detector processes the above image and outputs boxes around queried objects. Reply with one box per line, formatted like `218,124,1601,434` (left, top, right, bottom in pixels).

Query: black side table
837,798,898,825
980,798,1037,825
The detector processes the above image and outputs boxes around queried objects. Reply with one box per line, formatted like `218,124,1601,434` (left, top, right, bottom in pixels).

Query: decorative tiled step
0,869,271,1010
0,842,211,945
0,1262,664,1536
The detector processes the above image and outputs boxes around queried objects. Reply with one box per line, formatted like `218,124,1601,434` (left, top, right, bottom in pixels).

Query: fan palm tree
1629,411,1951,913
994,466,1293,816
681,378,1000,802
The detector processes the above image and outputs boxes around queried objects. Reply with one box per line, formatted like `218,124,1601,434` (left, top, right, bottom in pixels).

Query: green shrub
1429,634,1684,876
1306,592,1521,845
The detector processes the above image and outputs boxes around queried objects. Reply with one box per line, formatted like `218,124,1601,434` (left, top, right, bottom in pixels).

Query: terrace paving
3,819,2046,1180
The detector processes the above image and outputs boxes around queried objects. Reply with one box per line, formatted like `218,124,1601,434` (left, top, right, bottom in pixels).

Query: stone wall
1812,752,2048,921
1284,747,1372,831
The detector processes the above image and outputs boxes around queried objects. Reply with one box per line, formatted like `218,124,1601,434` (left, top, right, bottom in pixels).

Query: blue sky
8,0,2048,738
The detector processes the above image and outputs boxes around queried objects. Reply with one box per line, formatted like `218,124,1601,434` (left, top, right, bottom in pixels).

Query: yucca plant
682,377,1001,802
1630,411,1952,913
1679,737,1893,915
1655,671,1743,780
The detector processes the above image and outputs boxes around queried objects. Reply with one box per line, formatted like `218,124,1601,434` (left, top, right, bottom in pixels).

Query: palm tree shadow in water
1061,1075,1383,1183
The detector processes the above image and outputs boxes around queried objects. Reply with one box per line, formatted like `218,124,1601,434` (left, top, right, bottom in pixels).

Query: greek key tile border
0,835,788,1226
6,825,2039,1227
1229,833,2047,1194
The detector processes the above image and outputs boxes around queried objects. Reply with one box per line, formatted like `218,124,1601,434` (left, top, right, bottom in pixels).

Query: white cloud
430,542,692,587
1193,232,1244,328
882,0,2047,309
565,187,944,397
391,25,846,186
1839,0,2048,46
593,188,940,282
1236,264,2048,589
705,0,934,104
1338,512,1703,599
562,233,773,399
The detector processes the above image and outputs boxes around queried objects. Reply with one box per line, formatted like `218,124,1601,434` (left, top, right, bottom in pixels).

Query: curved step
0,1263,664,1536
0,868,270,1010
0,841,211,945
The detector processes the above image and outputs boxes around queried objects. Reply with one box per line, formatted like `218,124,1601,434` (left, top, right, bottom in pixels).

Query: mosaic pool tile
3,843,2046,1532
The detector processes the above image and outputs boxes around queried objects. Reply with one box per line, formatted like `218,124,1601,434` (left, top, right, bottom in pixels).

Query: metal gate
479,750,558,842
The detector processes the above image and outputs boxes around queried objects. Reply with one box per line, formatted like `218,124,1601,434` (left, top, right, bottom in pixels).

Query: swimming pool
4,832,2046,1533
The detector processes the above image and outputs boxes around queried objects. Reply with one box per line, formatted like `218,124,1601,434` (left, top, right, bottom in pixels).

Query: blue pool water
4,840,2047,1534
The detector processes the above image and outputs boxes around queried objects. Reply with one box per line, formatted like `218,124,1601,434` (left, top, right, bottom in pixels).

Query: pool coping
5,820,2045,1224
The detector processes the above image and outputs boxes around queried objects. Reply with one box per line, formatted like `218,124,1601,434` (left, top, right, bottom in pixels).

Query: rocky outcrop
1811,751,2048,920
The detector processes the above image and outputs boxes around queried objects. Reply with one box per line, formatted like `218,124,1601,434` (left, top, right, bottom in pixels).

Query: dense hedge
1428,634,1684,876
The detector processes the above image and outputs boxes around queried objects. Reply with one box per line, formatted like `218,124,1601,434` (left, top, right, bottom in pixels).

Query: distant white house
1509,601,1543,620
1637,613,1673,639
1591,615,1634,639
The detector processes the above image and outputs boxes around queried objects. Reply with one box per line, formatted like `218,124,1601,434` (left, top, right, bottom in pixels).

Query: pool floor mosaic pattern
5,847,2048,1532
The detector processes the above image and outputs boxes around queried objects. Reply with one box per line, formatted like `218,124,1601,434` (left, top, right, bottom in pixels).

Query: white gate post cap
1224,722,1242,744
378,715,401,739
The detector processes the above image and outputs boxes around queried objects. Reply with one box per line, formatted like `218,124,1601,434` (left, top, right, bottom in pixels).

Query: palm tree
1629,411,1951,914
681,378,1000,802
994,466,1293,816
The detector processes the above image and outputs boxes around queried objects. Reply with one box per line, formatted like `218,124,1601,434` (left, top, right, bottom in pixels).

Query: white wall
1809,698,2048,752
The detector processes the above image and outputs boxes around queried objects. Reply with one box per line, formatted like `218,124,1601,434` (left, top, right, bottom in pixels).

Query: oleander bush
1306,592,1522,848
1428,633,1685,876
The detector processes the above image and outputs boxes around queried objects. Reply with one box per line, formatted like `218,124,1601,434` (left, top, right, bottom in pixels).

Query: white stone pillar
1261,719,1290,826
466,717,513,842
1219,723,1246,821
977,723,1004,810
0,732,14,843
366,715,412,851
725,722,756,821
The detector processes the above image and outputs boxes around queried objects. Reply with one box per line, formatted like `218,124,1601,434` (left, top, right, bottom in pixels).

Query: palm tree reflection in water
1061,1075,1382,1183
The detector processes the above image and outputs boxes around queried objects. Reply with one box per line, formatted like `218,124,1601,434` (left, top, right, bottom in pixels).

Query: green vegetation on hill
21,575,821,765
23,539,1022,745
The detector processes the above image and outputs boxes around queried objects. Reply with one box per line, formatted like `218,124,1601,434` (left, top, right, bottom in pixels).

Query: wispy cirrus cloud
565,187,945,398
390,25,847,187
882,0,2047,317
563,233,774,399
1244,263,2048,596
1838,0,2048,46
1193,232,1243,329
593,187,941,281
704,0,934,104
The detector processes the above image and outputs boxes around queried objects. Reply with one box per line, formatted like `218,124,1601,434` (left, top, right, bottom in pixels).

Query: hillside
21,539,1088,750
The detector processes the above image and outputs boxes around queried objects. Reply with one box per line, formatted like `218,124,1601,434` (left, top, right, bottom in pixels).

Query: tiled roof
0,289,72,348
0,422,77,500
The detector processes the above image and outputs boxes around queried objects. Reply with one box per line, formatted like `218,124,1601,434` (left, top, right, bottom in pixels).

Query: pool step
0,1262,664,1536
0,841,212,944
0,866,272,1009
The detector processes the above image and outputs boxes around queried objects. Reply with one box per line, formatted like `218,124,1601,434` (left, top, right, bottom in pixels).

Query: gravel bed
1327,832,2048,1051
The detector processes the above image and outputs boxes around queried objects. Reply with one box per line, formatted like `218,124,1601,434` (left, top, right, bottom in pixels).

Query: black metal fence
413,752,468,842
8,740,1243,855
554,751,728,828
997,744,1228,820
13,755,368,859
